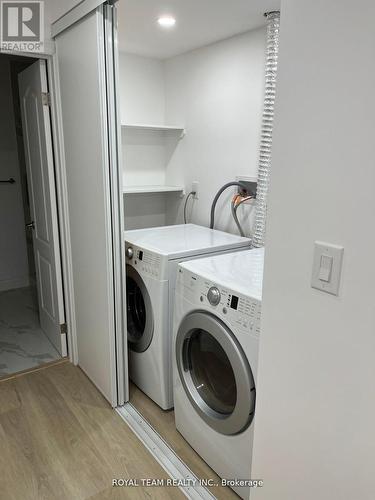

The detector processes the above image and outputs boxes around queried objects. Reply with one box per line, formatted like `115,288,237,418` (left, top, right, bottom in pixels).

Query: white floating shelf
122,123,185,133
123,185,185,195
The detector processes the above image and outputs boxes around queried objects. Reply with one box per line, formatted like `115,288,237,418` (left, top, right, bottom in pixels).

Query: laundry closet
116,3,272,498
118,5,266,234
52,1,278,499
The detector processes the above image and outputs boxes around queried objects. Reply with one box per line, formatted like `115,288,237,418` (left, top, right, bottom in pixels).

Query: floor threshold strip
116,403,216,500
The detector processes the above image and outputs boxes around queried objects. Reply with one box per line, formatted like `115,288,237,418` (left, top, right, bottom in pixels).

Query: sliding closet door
103,3,128,404
54,5,126,406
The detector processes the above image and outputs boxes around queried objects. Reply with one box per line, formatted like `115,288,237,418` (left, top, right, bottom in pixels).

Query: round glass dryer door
126,265,154,353
176,312,255,435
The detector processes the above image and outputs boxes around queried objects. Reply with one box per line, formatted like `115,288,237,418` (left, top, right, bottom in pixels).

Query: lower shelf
123,185,184,195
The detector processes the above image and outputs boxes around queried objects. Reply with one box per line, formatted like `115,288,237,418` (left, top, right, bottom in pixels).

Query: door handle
26,221,35,230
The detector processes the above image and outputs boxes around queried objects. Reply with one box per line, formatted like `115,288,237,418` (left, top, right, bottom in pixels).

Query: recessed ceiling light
157,16,176,28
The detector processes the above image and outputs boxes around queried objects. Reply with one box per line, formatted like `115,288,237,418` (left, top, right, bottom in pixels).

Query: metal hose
231,198,245,237
210,181,248,230
252,11,280,248
231,196,255,237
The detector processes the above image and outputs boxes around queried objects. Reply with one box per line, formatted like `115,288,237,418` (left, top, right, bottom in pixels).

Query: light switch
311,242,344,296
319,254,333,282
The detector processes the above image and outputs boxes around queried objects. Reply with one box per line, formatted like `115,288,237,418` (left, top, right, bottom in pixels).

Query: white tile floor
0,287,60,377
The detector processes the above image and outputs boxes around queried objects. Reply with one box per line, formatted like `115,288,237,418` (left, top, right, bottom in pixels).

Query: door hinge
60,323,67,335
41,92,51,106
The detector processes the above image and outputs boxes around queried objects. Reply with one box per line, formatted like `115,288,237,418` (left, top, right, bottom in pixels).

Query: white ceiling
117,0,281,60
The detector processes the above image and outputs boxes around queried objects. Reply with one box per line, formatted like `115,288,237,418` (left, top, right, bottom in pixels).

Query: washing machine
173,249,264,499
125,223,251,410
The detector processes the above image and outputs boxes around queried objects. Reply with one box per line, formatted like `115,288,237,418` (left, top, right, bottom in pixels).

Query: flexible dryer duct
252,11,280,248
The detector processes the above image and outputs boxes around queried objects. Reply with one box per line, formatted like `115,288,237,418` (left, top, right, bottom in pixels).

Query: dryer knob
126,247,134,259
207,286,221,306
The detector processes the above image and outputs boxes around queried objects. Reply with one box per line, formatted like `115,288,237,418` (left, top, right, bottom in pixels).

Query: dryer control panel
125,243,163,280
178,268,261,338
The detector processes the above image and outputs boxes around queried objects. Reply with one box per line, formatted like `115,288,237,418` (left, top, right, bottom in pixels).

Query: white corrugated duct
252,11,280,248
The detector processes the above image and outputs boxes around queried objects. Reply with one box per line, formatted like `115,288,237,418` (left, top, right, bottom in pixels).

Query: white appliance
173,249,264,499
125,224,251,410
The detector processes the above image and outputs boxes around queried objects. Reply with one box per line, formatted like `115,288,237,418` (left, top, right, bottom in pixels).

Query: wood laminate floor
129,383,239,500
0,361,185,500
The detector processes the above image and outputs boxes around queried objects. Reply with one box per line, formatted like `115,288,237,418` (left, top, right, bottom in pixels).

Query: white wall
123,194,168,231
0,57,29,291
119,52,170,229
118,52,165,124
119,54,168,188
119,28,266,235
164,28,265,234
251,1,375,499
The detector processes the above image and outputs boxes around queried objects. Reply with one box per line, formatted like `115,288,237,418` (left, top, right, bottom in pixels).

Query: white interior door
18,60,66,356
54,4,126,407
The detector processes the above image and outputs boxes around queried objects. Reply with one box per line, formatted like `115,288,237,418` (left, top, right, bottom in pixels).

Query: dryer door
126,265,154,352
176,311,255,435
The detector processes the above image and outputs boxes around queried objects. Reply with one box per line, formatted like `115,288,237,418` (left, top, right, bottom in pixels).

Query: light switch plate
311,241,344,296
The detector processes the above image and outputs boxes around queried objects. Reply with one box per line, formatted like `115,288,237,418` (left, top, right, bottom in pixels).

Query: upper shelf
123,185,185,195
121,123,185,134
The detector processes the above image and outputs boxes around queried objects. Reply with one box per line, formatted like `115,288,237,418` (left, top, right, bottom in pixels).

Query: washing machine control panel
179,269,261,338
125,244,162,280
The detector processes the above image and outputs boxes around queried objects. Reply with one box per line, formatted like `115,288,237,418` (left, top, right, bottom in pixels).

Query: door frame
1,44,78,365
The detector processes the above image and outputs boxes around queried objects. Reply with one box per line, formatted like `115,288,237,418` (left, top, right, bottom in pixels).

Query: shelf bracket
179,129,186,140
